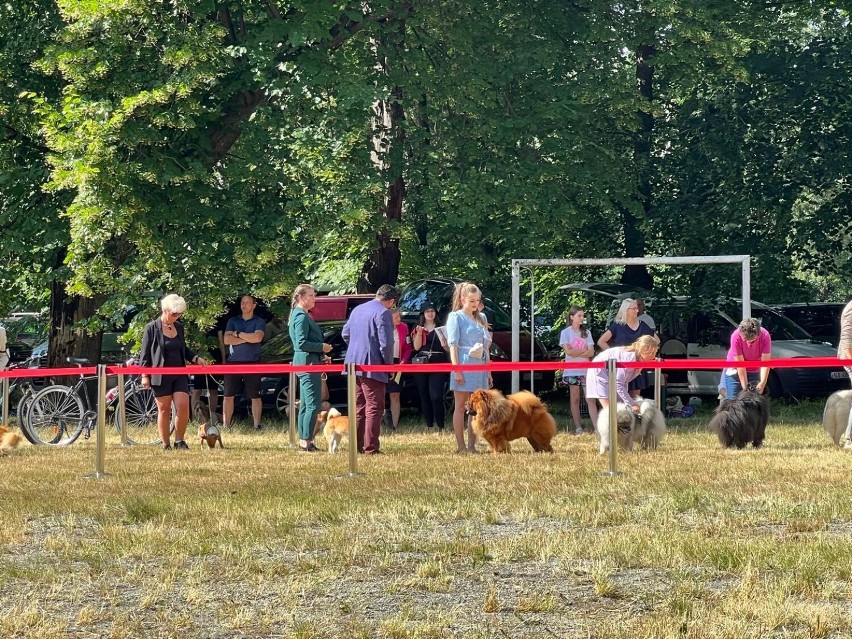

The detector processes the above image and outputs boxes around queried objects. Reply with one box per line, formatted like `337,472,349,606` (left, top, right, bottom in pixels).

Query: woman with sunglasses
140,294,208,450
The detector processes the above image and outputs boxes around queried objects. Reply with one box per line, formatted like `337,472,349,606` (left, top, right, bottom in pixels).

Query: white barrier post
346,362,358,477
287,370,297,446
604,358,620,477
85,364,109,479
1,376,9,427
654,358,662,410
117,365,129,446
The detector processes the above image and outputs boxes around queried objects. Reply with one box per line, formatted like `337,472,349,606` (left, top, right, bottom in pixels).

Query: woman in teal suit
289,284,333,452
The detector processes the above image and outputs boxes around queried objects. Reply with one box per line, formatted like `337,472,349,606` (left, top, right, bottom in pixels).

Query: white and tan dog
317,407,350,454
822,389,852,446
596,399,666,454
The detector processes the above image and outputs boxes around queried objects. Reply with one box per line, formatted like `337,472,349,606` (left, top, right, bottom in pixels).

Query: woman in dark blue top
597,298,659,398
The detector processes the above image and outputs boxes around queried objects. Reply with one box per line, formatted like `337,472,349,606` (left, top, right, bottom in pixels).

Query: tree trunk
622,41,656,291
358,18,407,293
48,281,104,372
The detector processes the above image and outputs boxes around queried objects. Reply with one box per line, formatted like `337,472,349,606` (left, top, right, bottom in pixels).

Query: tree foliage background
0,0,849,360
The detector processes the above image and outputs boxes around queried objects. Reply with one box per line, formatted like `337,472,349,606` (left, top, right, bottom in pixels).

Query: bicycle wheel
25,385,86,446
16,389,35,430
115,386,172,445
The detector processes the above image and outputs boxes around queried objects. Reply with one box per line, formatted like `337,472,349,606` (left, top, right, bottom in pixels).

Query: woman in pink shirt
724,317,771,399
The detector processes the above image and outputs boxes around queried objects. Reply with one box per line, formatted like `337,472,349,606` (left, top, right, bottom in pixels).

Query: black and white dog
709,385,769,449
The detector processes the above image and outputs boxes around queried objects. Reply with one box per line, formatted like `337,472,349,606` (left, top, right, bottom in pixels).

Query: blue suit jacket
342,299,394,381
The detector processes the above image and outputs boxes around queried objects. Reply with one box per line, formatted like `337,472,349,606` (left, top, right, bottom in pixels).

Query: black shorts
224,365,262,399
153,373,190,398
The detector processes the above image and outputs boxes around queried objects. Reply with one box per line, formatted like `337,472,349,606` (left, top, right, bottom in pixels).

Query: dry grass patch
2,402,852,637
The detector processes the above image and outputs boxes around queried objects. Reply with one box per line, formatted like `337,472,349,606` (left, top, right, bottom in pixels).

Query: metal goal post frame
510,255,752,393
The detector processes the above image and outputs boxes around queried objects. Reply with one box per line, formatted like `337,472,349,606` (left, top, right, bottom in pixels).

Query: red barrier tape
1,357,849,380
0,366,97,379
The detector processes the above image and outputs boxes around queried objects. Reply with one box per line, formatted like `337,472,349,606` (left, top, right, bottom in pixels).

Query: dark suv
257,320,423,414
771,302,846,347
396,277,557,393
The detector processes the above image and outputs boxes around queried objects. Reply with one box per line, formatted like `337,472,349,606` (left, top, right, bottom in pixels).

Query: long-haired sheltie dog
596,399,667,454
822,389,852,446
709,386,769,449
467,389,557,453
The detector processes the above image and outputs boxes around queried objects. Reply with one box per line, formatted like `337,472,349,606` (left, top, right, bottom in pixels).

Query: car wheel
275,385,291,416
767,372,793,403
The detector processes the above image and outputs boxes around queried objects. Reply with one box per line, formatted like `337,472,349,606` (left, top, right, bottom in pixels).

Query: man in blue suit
342,284,398,455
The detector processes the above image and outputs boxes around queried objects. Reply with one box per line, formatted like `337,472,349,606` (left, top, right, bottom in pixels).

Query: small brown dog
468,389,557,453
0,424,22,454
194,400,223,449
316,407,349,454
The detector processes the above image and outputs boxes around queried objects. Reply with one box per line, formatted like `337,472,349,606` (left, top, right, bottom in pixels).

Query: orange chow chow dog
0,424,22,454
467,389,557,453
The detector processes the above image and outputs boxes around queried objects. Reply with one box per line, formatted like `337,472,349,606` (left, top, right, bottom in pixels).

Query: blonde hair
451,282,488,327
160,294,187,314
626,335,658,360
291,283,315,308
614,298,636,324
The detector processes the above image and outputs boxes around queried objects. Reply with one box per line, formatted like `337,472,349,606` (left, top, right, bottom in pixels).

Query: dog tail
328,407,342,419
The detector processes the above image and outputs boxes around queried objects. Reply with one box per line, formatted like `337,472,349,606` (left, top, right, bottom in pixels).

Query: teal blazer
289,307,325,366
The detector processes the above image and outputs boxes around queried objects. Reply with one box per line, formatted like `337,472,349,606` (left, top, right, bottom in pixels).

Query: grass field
2,398,852,639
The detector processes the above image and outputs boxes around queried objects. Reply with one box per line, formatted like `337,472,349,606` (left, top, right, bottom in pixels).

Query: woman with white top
559,306,598,434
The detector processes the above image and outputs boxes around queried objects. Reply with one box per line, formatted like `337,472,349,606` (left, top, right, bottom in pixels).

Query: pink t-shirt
727,326,771,372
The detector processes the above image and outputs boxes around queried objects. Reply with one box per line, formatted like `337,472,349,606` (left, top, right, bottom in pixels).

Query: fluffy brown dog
468,389,556,453
0,424,22,454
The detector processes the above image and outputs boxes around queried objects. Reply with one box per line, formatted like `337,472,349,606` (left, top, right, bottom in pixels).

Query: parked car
562,283,848,400
771,302,846,347
309,295,374,322
256,320,422,414
396,277,557,392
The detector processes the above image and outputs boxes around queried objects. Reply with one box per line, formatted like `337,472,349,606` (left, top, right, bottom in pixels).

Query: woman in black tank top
139,294,208,450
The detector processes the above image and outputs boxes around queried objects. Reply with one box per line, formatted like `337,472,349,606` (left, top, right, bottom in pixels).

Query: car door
685,310,731,395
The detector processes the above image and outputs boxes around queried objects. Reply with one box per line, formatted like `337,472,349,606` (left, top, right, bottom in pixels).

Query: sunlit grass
1,399,851,637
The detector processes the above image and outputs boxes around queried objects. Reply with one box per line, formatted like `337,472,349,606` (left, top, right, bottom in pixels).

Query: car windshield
717,302,812,340
260,322,344,361
397,280,513,330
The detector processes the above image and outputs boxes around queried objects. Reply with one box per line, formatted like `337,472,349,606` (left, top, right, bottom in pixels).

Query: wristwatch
236,331,240,338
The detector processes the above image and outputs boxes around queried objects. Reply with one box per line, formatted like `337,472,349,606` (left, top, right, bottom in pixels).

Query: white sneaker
844,440,852,450
574,426,584,435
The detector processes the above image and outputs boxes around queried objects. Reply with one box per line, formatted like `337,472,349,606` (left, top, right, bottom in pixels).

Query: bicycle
108,359,175,445
1,358,46,430
23,357,174,446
